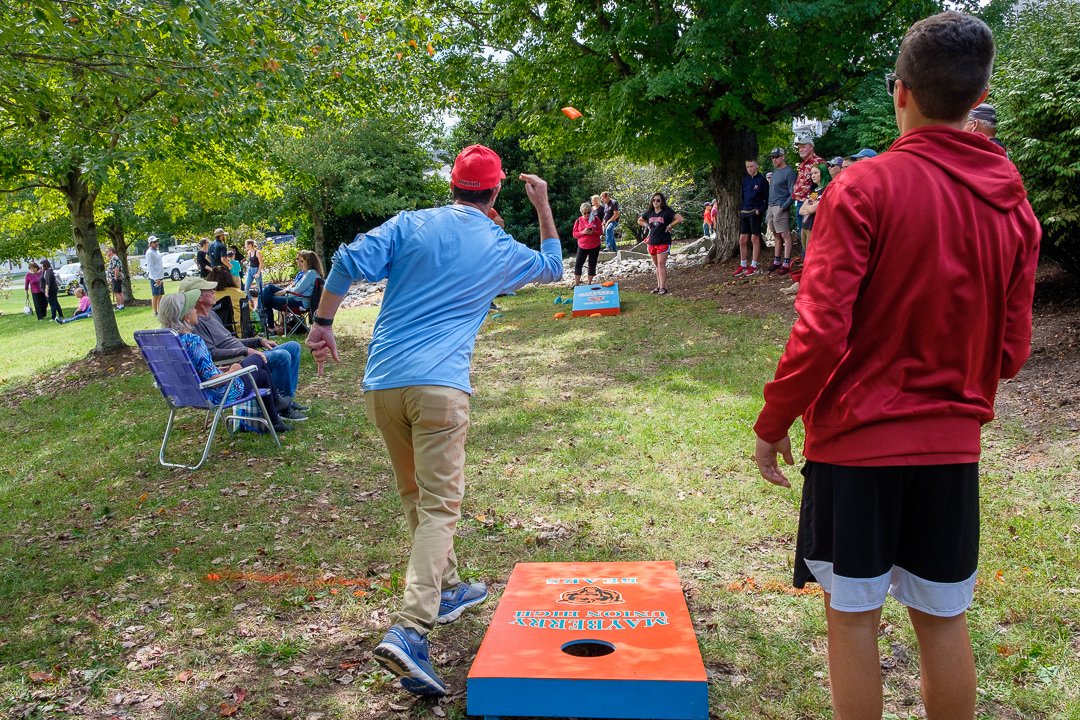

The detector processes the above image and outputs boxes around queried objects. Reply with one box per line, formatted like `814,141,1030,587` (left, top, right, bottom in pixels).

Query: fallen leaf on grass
389,703,410,712
432,707,446,717
28,671,56,684
219,703,240,717
995,569,1005,582
176,670,194,683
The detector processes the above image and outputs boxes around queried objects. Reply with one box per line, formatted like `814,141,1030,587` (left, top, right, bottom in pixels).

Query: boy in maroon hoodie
753,12,1039,720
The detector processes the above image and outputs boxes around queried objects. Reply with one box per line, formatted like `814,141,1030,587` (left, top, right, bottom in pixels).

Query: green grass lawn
0,278,173,388
0,286,1076,719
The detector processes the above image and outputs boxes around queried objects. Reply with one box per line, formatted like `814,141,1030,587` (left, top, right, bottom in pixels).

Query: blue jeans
244,267,263,305
794,200,804,234
264,341,301,397
59,309,92,324
260,284,306,329
604,222,617,251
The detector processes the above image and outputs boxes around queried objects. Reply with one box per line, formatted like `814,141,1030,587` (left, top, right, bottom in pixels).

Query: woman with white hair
572,201,603,286
159,290,291,433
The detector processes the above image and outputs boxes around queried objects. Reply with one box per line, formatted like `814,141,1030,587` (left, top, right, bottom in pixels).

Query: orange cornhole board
571,283,621,317
467,561,708,719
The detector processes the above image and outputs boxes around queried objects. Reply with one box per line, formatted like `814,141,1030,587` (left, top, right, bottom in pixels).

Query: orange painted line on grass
204,570,372,594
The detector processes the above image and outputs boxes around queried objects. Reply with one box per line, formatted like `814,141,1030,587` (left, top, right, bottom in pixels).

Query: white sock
751,261,758,268
740,261,748,268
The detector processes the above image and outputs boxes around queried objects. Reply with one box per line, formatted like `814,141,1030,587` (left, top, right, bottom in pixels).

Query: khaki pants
364,385,470,633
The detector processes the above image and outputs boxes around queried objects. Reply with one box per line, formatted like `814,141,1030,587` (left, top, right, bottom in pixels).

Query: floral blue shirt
178,332,245,405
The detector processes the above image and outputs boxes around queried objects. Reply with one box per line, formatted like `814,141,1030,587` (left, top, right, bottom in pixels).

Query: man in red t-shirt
753,12,1039,720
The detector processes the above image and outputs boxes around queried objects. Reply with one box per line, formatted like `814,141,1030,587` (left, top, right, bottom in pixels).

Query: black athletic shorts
794,460,979,617
111,279,123,294
739,211,762,236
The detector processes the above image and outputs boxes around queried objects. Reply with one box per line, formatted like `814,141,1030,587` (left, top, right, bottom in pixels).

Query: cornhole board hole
467,561,708,720
571,284,621,317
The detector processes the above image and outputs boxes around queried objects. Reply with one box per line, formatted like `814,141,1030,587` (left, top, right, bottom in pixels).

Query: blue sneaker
373,625,446,696
437,581,489,625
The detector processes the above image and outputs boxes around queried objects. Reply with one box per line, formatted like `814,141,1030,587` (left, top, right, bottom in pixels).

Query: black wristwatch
313,315,334,327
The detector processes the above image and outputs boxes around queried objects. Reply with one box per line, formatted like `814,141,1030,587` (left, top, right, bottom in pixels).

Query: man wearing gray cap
965,102,1006,152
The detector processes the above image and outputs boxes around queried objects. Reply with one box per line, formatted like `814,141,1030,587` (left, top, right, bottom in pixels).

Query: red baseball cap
451,144,506,191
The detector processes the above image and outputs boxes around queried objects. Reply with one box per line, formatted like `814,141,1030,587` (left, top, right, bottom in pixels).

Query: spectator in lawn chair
159,290,291,434
180,275,308,422
57,288,92,324
259,250,323,336
24,262,46,320
207,266,248,333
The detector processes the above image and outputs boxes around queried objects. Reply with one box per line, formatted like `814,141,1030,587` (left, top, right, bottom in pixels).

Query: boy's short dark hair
895,11,994,122
451,185,496,205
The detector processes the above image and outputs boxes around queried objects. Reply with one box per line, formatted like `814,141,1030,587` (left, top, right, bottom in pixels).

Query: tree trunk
105,215,136,304
706,124,759,263
64,167,126,354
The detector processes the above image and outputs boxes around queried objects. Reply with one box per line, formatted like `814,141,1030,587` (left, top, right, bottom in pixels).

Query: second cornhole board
571,283,621,317
467,561,708,719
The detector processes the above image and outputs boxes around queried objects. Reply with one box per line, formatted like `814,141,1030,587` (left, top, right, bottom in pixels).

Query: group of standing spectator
23,260,64,322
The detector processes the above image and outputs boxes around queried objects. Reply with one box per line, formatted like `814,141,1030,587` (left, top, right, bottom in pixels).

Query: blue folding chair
134,329,281,470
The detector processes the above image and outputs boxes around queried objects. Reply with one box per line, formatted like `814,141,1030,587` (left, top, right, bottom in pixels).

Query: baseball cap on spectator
179,275,217,292
968,103,996,124
828,156,845,167
795,135,815,146
180,288,201,316
850,148,878,160
769,147,785,157
451,144,506,191
148,235,158,244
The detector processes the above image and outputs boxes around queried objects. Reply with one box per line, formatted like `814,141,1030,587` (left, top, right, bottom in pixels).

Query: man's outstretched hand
306,324,340,377
754,434,794,488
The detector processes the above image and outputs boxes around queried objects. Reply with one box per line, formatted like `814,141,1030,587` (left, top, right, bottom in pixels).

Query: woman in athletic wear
637,193,683,295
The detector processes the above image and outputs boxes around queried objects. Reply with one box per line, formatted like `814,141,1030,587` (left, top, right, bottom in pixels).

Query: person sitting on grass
572,201,603,286
159,290,291,433
56,288,92,324
180,275,308,422
259,250,323,336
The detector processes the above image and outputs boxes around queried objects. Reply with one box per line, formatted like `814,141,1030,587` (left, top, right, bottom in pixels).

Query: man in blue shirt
733,159,770,277
306,144,563,696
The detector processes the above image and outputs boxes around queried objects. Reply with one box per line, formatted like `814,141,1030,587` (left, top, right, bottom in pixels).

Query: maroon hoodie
754,126,1040,465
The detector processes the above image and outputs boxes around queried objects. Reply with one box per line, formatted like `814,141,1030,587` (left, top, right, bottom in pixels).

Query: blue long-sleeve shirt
325,204,564,394
741,173,769,213
289,269,318,306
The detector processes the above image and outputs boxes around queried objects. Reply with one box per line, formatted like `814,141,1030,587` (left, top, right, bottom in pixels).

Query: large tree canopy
0,0,435,352
463,0,937,256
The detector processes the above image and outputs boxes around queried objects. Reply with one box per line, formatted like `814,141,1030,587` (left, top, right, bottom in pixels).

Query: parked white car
57,262,83,293
160,252,197,281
